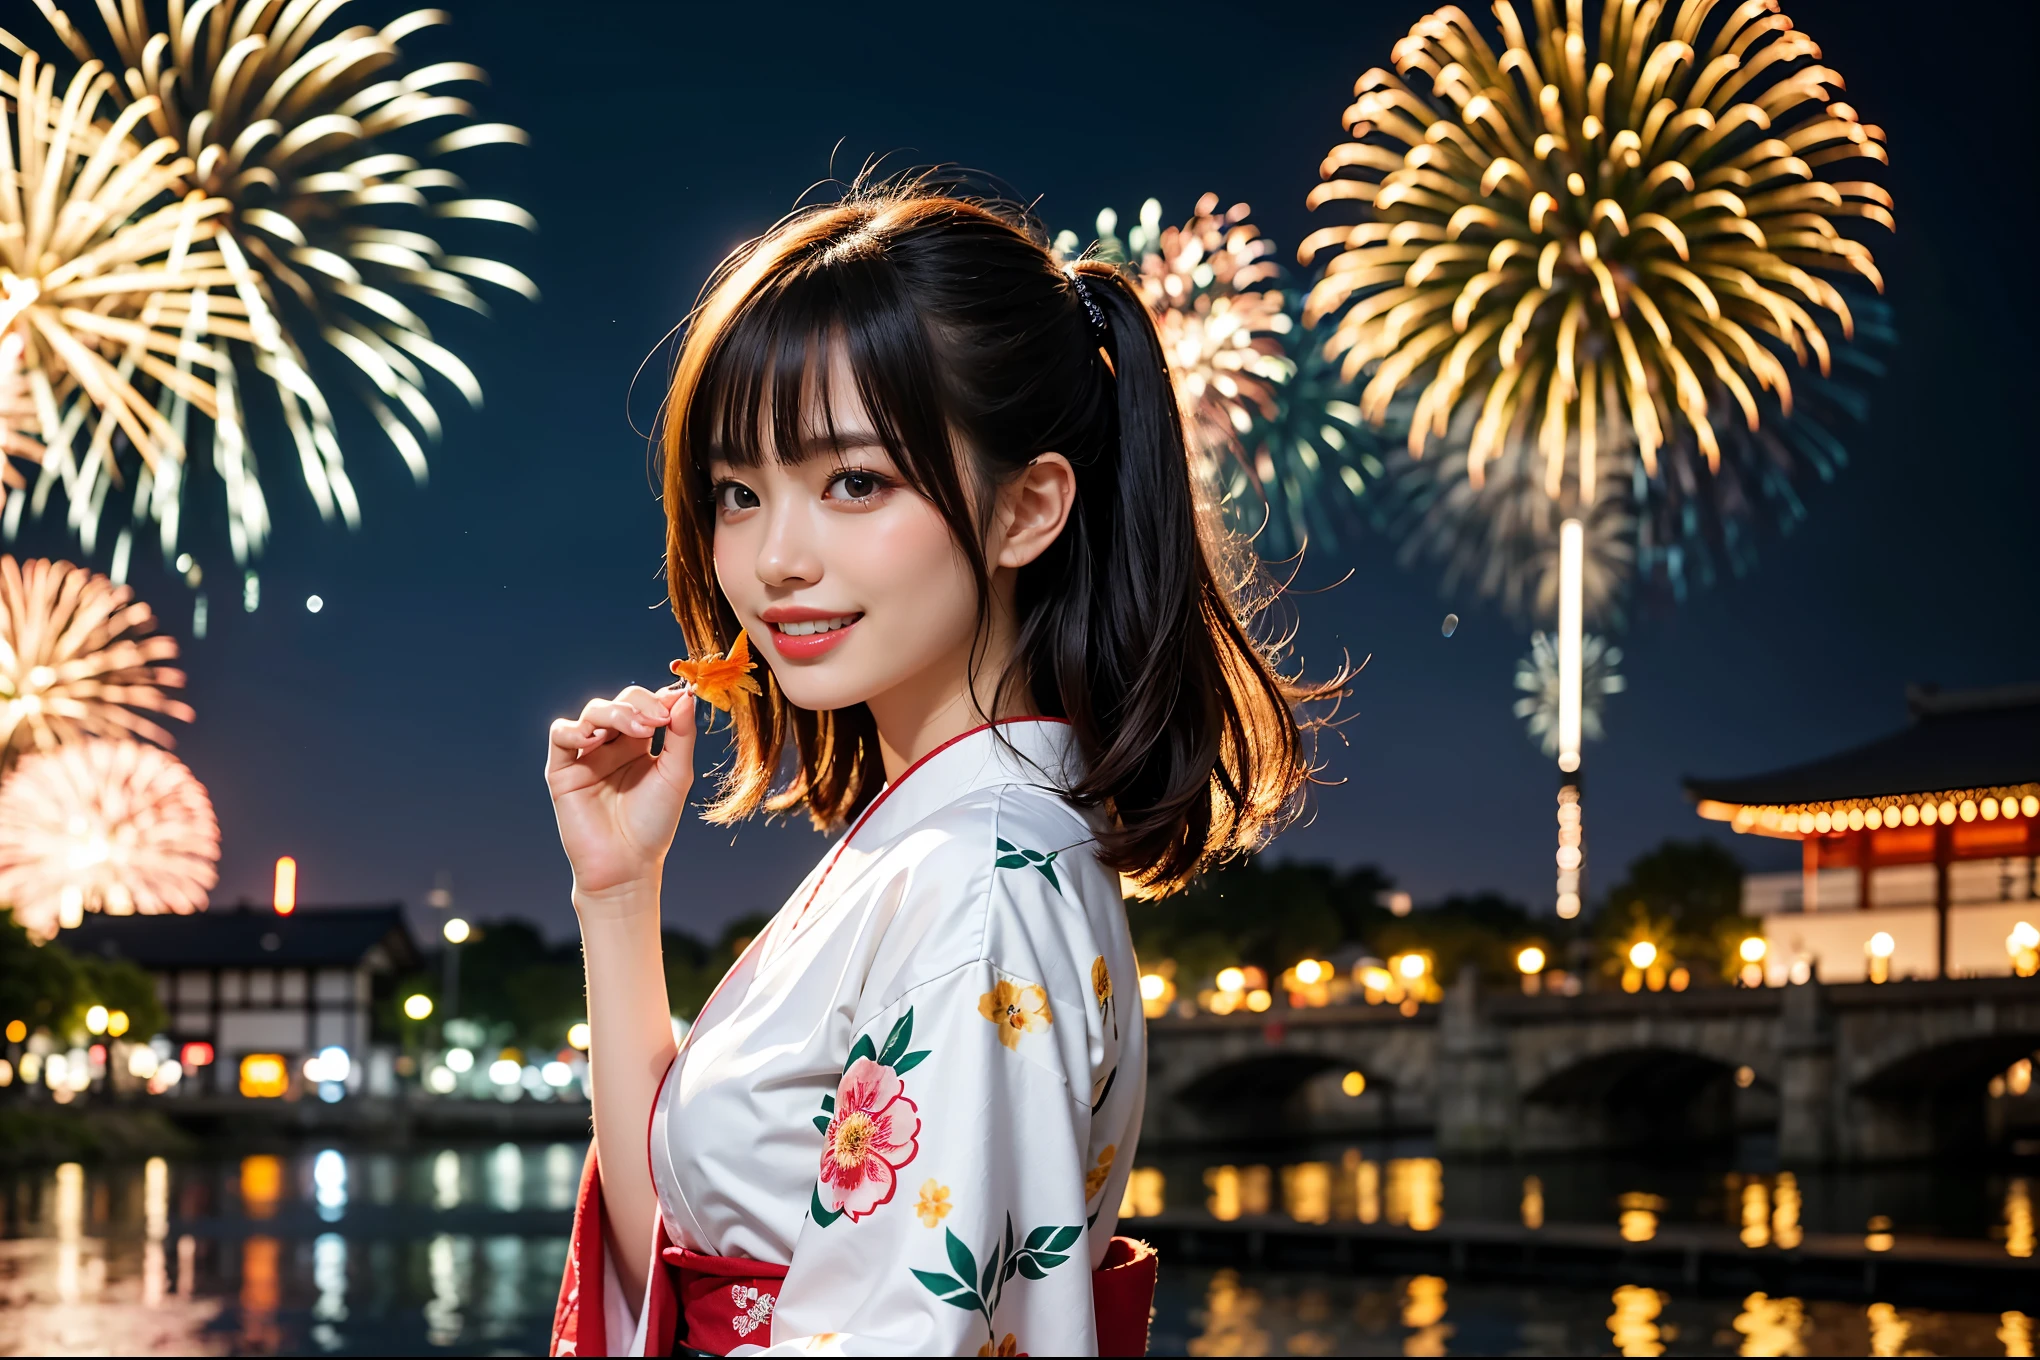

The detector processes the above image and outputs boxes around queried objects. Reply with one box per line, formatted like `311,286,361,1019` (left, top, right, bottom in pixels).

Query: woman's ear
993,454,1077,570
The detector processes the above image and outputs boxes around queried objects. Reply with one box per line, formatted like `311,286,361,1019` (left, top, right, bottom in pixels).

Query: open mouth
764,611,865,659
772,614,862,637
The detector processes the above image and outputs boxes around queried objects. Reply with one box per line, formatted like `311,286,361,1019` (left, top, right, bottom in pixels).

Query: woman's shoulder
857,781,1125,1014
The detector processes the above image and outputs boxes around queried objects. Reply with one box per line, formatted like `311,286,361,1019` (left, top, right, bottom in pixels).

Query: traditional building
60,903,420,1096
1688,684,2040,982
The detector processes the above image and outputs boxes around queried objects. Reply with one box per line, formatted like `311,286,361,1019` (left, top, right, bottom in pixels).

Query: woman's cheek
841,501,978,661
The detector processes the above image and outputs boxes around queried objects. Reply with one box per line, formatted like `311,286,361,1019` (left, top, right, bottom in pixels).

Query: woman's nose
755,504,821,587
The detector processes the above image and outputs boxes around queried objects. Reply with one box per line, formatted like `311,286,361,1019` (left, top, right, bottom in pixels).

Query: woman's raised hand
546,683,697,906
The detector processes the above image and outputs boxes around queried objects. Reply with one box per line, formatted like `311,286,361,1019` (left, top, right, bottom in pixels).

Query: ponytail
662,180,1341,896
1026,261,1328,895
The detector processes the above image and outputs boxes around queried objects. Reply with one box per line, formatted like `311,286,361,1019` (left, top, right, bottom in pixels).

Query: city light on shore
273,856,296,916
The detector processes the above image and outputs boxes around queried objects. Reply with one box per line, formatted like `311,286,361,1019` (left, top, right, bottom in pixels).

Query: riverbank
0,1105,195,1166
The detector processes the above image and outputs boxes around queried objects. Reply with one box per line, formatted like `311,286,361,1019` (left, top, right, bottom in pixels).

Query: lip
760,608,863,661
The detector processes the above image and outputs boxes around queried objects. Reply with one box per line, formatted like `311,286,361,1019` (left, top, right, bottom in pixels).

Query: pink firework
0,739,219,940
1129,195,1293,483
0,556,194,763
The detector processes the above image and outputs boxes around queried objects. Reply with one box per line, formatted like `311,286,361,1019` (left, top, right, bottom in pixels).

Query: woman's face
708,350,1075,726
707,351,989,717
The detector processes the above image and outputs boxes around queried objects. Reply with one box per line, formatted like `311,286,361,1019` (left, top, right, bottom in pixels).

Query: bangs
684,250,969,517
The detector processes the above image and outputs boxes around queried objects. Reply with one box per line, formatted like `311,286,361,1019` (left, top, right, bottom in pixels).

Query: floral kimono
551,718,1153,1357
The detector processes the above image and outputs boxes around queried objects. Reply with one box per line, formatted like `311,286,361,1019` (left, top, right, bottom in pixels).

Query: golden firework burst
1301,0,1891,511
0,554,193,761
9,0,534,555
0,51,239,543
0,737,218,939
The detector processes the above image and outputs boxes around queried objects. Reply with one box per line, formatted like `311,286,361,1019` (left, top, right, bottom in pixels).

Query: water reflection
1736,1291,1806,1355
56,1160,83,1303
313,1148,347,1221
240,1234,281,1352
4,1150,2034,1356
545,1142,580,1211
1401,1274,1450,1356
2007,1178,2034,1258
143,1155,167,1306
240,1154,281,1220
1115,1149,2014,1255
1608,1284,1665,1357
489,1143,524,1212
1162,1268,2024,1357
433,1147,462,1211
425,1231,470,1347
1867,1301,1909,1357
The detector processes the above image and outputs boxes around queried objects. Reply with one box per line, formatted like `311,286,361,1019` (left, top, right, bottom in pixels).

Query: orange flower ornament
669,630,764,713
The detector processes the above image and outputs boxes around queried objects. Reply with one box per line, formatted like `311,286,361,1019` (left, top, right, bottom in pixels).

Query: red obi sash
550,1147,1157,1356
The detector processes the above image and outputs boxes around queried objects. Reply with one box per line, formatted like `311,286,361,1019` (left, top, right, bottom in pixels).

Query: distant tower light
273,856,297,915
1556,518,1584,771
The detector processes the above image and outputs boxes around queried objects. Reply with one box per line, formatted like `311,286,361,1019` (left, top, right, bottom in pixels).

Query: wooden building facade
1689,684,2040,981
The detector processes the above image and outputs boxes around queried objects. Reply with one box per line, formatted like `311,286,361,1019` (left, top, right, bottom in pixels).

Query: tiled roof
59,903,420,972
1686,685,2040,807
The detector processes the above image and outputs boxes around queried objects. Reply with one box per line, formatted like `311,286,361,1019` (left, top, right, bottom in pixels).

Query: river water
0,1140,2030,1357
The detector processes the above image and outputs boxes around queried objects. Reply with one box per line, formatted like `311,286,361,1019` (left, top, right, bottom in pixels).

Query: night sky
9,0,2035,945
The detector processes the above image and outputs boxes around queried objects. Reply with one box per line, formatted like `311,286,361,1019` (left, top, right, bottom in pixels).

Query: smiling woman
543,174,1342,1357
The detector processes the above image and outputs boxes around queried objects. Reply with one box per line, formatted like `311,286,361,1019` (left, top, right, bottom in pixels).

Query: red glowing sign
180,1041,215,1067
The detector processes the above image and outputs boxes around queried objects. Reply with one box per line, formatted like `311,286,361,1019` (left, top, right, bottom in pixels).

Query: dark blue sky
10,0,2035,943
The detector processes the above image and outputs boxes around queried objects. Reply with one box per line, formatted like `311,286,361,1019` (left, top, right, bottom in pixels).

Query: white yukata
610,718,1146,1357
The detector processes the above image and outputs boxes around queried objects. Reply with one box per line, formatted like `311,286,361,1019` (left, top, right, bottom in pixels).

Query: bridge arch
1517,1043,1756,1151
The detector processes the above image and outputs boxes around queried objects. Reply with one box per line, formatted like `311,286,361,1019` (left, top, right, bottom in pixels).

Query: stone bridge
1143,973,2040,1163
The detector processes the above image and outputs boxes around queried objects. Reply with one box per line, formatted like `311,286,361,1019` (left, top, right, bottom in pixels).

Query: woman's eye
714,482,759,513
827,471,885,502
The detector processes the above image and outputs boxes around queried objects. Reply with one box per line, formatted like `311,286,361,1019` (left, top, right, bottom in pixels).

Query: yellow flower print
1085,1145,1117,1201
1092,957,1112,1009
977,1334,1022,1357
915,1179,952,1228
978,979,1052,1050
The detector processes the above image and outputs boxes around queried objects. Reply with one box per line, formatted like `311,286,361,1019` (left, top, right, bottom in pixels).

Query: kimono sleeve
740,959,1098,1357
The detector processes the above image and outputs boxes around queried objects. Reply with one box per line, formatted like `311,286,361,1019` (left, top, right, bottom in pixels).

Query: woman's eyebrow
793,431,887,461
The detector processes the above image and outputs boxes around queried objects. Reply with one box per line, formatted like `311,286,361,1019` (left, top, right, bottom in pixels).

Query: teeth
779,615,858,637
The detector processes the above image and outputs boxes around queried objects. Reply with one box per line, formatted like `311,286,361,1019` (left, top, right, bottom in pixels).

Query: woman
545,182,1330,1356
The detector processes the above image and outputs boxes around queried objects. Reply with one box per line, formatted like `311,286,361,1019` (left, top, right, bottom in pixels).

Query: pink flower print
819,1056,920,1220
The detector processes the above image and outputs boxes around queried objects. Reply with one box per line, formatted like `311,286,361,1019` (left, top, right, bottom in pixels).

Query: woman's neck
864,596,1033,782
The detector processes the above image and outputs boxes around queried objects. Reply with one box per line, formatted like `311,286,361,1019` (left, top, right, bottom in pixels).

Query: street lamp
442,918,469,1020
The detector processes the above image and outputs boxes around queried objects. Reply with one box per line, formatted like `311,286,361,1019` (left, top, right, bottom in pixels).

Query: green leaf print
911,1215,1084,1338
810,1185,843,1228
993,837,1061,892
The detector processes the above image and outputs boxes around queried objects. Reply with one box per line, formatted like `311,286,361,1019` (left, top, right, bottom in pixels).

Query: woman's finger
581,698,661,739
652,691,698,791
613,684,674,726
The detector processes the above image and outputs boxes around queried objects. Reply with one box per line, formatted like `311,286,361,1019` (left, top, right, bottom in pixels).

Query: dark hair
661,178,1339,896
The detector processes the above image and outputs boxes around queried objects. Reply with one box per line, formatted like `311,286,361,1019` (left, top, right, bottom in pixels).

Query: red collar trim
792,716,1071,927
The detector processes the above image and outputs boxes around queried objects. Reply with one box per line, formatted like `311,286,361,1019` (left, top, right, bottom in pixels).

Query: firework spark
0,555,192,759
9,0,535,560
1062,194,1293,486
0,50,240,550
1514,628,1625,757
0,737,218,939
1058,196,1382,553
1302,0,1891,528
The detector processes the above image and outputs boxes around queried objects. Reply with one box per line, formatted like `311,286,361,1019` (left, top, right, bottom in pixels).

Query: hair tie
1067,270,1109,341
